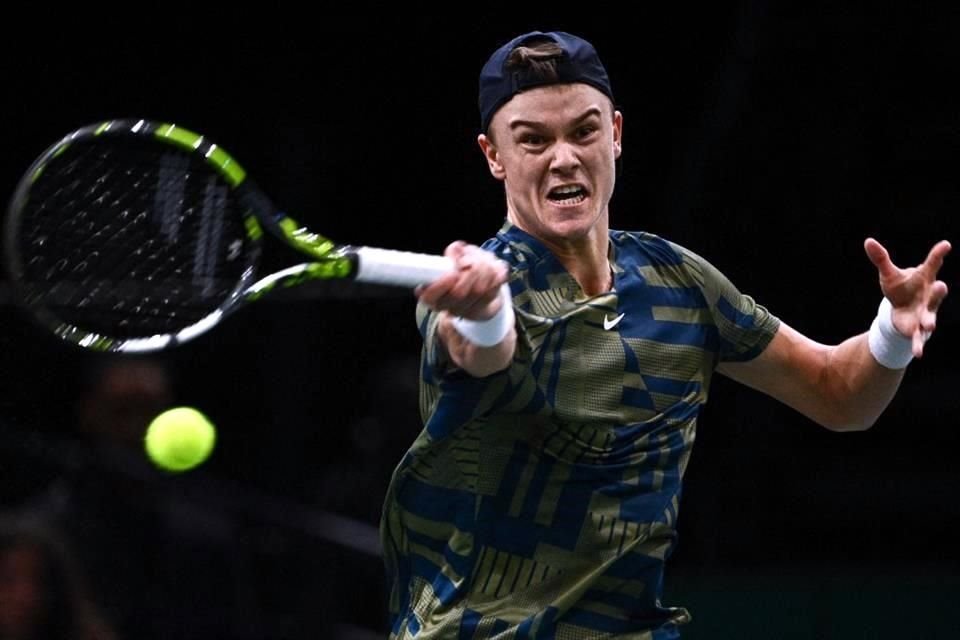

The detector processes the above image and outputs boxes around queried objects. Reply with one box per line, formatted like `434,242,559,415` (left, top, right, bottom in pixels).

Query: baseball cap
478,31,615,132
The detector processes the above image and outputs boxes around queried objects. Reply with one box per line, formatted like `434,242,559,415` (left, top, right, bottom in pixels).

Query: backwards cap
478,31,615,132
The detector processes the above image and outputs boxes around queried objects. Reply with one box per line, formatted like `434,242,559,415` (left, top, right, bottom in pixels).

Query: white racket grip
353,247,455,287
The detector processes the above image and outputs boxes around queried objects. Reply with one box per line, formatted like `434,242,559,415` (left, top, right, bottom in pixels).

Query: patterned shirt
382,222,780,639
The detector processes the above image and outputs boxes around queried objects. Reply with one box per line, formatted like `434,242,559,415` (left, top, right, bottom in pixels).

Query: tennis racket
4,119,453,352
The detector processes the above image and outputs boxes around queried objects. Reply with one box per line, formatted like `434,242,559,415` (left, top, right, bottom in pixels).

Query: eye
519,133,546,147
576,125,598,139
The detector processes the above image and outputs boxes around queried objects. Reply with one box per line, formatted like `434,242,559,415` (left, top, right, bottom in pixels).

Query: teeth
548,185,587,203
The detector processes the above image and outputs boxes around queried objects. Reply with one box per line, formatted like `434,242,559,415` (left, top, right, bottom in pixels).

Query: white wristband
867,297,913,369
451,284,514,347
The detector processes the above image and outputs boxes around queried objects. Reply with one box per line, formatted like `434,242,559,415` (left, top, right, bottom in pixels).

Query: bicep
716,322,836,427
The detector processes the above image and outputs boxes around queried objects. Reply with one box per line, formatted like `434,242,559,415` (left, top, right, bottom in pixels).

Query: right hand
416,241,509,320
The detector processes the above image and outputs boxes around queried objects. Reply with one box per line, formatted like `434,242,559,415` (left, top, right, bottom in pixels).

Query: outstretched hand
864,238,951,358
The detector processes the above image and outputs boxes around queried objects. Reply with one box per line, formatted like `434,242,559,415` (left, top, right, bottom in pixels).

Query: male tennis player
383,31,950,638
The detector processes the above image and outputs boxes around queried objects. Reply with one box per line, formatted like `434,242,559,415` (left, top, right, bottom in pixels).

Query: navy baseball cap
478,31,615,132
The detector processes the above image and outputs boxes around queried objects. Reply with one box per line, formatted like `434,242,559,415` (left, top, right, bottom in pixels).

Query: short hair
504,39,565,82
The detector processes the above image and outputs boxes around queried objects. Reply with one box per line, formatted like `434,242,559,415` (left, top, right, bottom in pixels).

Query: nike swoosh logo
603,313,625,330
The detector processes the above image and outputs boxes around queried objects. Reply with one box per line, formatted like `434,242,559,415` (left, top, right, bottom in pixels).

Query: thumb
864,238,898,280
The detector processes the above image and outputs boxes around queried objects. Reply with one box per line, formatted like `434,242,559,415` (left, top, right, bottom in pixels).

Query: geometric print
382,223,779,638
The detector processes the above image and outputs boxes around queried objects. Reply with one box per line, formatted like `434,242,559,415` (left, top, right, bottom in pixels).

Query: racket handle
353,247,454,287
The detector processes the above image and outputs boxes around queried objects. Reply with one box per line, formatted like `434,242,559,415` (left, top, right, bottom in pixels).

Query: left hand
864,238,951,357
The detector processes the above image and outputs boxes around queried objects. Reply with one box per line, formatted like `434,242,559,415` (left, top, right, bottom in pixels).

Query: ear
477,133,506,181
612,110,623,159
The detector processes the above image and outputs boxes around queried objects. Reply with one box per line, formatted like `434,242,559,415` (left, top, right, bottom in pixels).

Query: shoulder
480,233,513,259
610,229,710,285
480,232,535,271
611,231,760,304
610,229,689,265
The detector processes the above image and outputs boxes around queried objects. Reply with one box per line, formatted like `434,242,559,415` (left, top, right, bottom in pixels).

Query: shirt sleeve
672,243,781,363
416,300,454,377
414,301,518,441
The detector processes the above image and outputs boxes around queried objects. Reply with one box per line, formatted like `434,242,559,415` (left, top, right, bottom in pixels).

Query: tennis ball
144,407,216,472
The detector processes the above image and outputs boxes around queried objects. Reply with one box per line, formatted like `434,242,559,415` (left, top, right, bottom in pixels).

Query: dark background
1,6,958,638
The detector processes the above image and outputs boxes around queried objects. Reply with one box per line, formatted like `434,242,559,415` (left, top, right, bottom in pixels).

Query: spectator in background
317,355,422,524
35,357,250,639
0,515,116,640
74,357,174,454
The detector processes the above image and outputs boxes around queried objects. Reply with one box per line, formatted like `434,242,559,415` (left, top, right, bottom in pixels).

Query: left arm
718,238,950,431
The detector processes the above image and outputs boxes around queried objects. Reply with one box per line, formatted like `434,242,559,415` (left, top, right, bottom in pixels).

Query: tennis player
383,30,950,638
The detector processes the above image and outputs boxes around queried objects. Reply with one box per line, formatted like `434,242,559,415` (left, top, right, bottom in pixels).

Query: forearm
718,323,908,432
821,332,906,431
720,238,948,431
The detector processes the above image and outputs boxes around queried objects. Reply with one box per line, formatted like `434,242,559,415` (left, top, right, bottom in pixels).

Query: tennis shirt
382,222,780,639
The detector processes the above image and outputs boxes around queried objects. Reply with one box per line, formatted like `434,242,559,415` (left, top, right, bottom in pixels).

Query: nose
549,141,580,174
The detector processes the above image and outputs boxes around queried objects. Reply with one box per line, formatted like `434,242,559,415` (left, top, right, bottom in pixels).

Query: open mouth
547,184,588,205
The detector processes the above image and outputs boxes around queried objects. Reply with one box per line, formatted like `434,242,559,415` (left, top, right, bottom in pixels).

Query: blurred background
1,6,958,639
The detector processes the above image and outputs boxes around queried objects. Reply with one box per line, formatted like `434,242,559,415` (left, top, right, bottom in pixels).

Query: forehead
491,83,613,132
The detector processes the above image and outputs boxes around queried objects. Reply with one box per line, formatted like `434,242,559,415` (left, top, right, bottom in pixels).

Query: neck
563,250,612,296
538,226,611,297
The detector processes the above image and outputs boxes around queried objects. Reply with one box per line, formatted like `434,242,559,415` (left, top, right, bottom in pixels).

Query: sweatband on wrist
451,284,514,347
868,297,913,369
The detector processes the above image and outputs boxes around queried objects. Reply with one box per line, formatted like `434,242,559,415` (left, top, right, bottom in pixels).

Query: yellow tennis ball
144,407,216,472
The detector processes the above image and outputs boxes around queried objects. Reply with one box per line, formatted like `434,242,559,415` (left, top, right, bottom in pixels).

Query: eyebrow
508,106,604,130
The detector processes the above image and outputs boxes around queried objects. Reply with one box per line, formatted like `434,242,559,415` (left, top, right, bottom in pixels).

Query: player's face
479,83,622,250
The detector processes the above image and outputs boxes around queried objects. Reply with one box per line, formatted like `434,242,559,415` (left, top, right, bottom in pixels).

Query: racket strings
17,139,251,338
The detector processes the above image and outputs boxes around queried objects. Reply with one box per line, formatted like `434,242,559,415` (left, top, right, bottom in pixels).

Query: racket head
4,119,266,352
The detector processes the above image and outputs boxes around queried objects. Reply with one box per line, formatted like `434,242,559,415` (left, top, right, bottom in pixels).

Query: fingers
864,238,899,280
912,280,947,359
442,240,470,263
912,329,925,359
929,280,949,311
417,242,509,320
907,290,945,359
446,262,503,316
867,238,949,360
416,270,463,307
920,309,937,336
867,238,952,276
922,240,952,276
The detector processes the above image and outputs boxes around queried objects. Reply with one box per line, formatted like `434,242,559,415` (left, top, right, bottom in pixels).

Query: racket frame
5,119,451,353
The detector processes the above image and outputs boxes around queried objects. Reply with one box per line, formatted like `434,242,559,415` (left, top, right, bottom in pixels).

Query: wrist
450,284,514,347
867,297,912,369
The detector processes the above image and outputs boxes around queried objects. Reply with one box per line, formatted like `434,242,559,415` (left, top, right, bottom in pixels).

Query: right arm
416,241,516,377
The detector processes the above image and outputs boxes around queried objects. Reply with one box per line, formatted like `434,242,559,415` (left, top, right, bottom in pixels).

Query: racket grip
353,247,455,287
